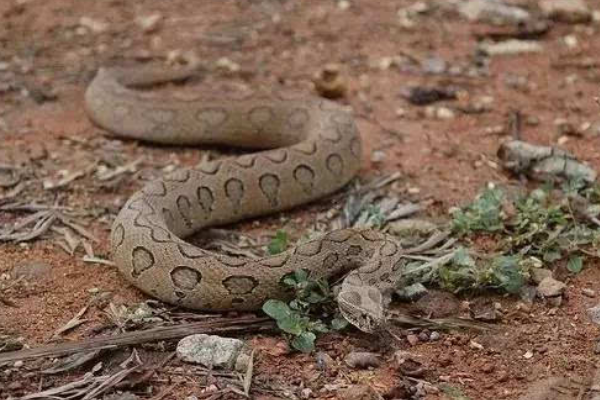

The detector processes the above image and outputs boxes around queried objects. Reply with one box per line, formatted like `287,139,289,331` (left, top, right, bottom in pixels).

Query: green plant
451,187,504,235
267,230,288,255
262,269,348,353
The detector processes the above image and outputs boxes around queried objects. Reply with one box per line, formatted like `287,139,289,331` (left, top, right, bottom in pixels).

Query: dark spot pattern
171,266,202,290
222,275,259,295
132,246,155,278
259,173,280,207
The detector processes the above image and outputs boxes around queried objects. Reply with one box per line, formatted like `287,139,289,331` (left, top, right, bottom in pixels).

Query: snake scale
84,64,412,332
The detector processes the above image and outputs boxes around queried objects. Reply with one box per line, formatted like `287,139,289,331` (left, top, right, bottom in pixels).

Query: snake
84,64,413,332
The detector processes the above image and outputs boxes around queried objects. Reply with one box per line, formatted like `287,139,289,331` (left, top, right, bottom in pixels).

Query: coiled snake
85,64,413,332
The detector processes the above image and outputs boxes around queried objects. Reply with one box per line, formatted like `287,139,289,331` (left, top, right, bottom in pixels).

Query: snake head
337,286,386,334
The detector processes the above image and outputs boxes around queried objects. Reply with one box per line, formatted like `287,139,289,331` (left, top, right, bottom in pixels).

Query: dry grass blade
53,305,89,338
18,372,97,400
96,157,144,181
82,256,116,266
242,350,255,397
0,213,57,242
41,350,102,375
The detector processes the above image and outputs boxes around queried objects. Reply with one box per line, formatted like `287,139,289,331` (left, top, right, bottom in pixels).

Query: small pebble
14,361,24,368
430,331,441,341
583,288,596,298
406,334,419,346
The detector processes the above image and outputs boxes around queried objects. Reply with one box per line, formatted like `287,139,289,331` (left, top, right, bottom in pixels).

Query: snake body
85,65,408,331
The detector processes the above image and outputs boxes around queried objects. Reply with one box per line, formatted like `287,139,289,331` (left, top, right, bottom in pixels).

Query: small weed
445,181,600,293
451,187,504,235
267,230,288,255
263,269,348,353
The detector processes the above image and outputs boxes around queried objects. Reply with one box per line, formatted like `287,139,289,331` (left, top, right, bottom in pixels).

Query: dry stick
0,317,274,363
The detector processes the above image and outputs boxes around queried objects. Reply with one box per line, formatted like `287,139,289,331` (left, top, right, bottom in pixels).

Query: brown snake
84,64,414,332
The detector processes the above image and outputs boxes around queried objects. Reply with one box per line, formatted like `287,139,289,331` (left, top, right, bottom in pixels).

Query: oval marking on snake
367,287,381,303
379,272,391,282
288,108,310,129
339,290,361,306
295,240,323,257
131,246,155,278
380,241,398,257
197,186,214,214
331,112,352,126
259,173,280,207
196,107,228,127
292,141,317,155
235,155,257,169
326,230,354,243
326,153,344,176
164,169,190,182
162,207,176,228
112,224,125,248
293,165,315,192
322,253,339,269
176,195,193,227
249,106,274,126
177,243,207,259
346,245,362,256
260,253,290,268
392,259,404,272
350,137,362,158
264,150,288,164
217,256,247,268
170,266,202,290
222,275,259,295
225,178,244,208
145,108,176,124
198,161,222,175
359,230,382,242
320,127,342,143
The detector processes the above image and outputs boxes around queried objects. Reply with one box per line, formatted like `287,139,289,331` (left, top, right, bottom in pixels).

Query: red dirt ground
1,0,600,399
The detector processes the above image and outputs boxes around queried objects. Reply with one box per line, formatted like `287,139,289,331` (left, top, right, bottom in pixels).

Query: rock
595,341,600,355
413,290,460,318
537,277,566,298
177,334,251,371
11,260,52,281
583,288,596,298
313,63,347,99
457,0,530,24
78,16,109,34
539,0,591,24
406,334,419,346
587,303,600,325
396,283,428,302
394,350,426,377
344,352,381,369
339,385,381,400
530,268,553,284
430,331,441,341
136,13,163,33
479,39,543,56
315,351,334,371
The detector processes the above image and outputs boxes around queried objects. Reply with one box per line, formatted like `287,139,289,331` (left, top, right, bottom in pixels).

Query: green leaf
567,255,583,274
492,255,524,294
268,230,288,255
291,331,316,353
277,314,304,335
331,317,349,331
294,269,309,283
262,300,292,321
